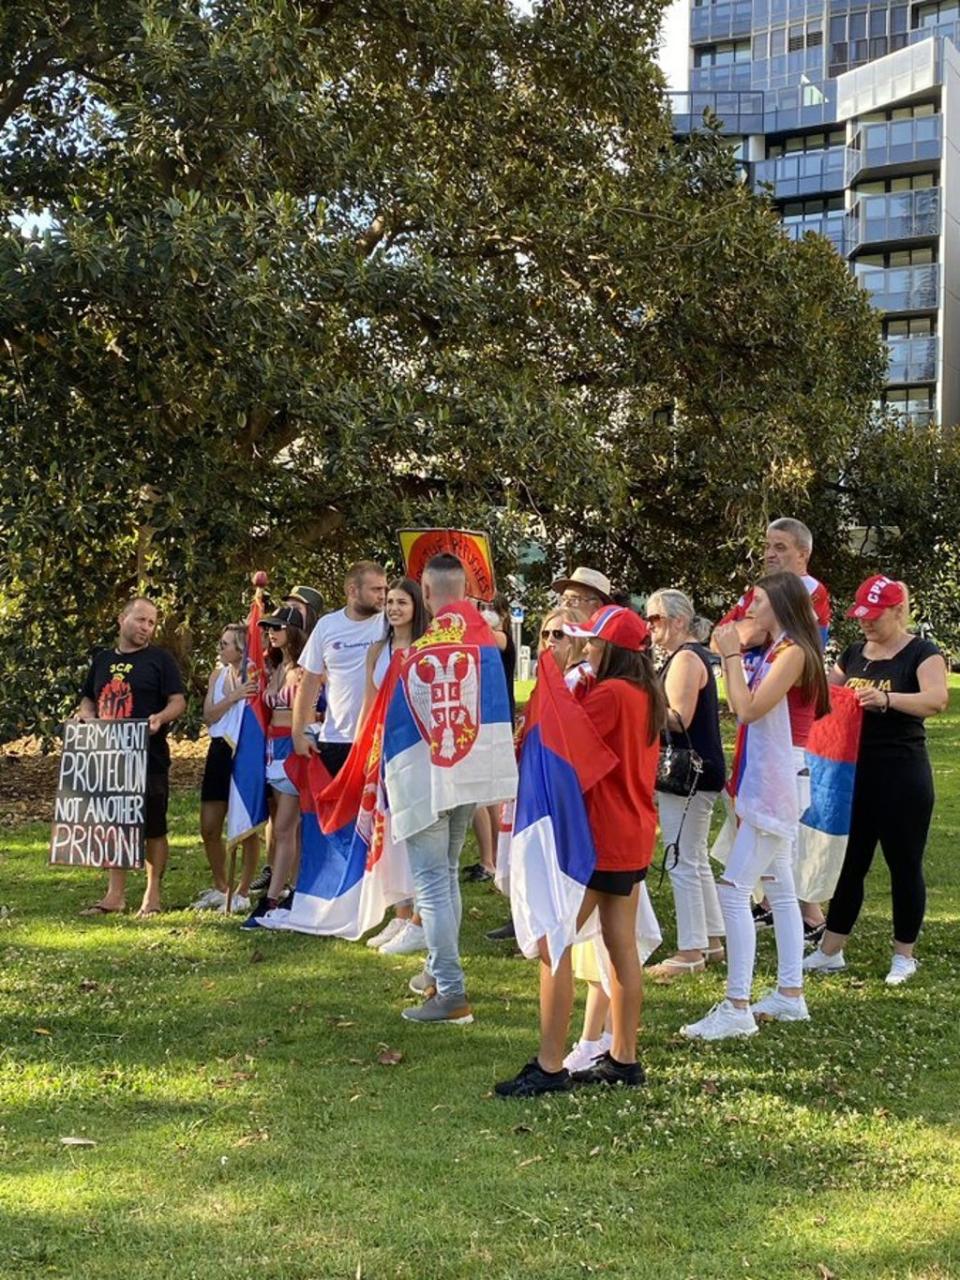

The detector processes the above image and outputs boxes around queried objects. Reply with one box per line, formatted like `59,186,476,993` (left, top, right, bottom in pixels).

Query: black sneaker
241,896,275,930
571,1051,646,1088
494,1058,574,1099
250,865,272,893
461,862,484,881
804,920,826,945
752,902,774,929
486,919,516,941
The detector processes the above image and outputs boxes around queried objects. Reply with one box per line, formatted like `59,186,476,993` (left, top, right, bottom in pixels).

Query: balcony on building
690,63,755,91
667,90,766,134
754,147,848,197
690,0,754,44
845,113,942,182
783,214,847,253
886,333,939,381
855,261,940,311
761,80,841,132
847,186,941,251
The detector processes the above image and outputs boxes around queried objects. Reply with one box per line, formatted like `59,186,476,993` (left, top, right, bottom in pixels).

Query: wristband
721,652,740,660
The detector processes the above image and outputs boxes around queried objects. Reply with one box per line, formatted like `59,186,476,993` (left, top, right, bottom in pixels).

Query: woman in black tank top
644,590,727,983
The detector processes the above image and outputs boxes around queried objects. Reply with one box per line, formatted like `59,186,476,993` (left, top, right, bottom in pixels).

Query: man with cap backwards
713,517,832,940
496,605,666,1097
550,566,614,614
804,575,947,986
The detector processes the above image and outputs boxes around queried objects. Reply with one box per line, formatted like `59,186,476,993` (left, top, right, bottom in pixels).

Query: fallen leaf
816,1266,836,1280
512,1123,533,1134
34,1027,52,1036
60,1137,96,1147
333,1019,357,1029
588,1145,602,1157
78,979,99,992
517,1155,542,1168
377,1048,404,1067
249,949,265,964
701,1079,719,1096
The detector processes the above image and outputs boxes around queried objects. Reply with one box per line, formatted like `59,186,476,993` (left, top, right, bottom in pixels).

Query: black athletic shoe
494,1058,575,1099
485,919,516,941
752,902,774,930
241,896,275,930
461,862,484,881
571,1051,646,1088
250,865,272,893
804,920,826,945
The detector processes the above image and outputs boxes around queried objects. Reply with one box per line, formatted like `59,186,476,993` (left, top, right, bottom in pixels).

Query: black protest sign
50,720,149,869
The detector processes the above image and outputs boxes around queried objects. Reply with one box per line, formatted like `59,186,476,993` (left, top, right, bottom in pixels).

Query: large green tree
2,1,893,739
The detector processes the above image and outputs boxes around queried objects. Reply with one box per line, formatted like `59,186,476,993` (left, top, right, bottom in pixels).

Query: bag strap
659,643,700,748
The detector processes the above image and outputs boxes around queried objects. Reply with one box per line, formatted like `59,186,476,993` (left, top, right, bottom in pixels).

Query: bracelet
720,652,740,660
881,690,891,713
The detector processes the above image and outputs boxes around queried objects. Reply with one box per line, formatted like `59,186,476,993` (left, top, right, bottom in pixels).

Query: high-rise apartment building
669,10,960,426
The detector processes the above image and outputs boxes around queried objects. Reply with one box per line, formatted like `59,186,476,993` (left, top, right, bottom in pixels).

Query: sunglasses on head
541,628,568,641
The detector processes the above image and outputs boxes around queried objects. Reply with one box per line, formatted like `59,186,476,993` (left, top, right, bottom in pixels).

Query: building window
884,317,935,336
766,129,844,158
855,172,937,195
693,40,752,66
914,0,960,27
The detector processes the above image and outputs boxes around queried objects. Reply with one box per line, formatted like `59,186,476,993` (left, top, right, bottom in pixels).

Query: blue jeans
405,804,475,998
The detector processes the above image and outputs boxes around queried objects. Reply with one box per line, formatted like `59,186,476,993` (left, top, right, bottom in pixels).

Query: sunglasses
260,623,286,631
645,614,662,624
541,628,568,641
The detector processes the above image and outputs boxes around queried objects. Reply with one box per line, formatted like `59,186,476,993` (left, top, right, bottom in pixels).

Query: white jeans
719,820,803,1002
657,790,723,951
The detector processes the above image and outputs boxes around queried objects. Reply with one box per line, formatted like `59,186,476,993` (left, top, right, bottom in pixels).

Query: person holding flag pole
495,606,665,1098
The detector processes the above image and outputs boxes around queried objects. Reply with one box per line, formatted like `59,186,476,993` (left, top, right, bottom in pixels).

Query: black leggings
826,755,934,944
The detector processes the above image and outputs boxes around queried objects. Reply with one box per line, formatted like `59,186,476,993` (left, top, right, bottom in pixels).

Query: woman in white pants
682,572,829,1040
645,590,726,982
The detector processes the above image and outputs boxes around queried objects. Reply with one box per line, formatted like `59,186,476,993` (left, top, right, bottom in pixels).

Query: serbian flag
795,685,862,901
501,651,618,972
226,591,269,847
258,661,414,938
383,601,518,842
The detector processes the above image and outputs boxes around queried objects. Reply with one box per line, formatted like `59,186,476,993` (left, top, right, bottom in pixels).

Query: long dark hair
385,577,428,645
266,618,306,668
594,641,666,745
755,572,830,718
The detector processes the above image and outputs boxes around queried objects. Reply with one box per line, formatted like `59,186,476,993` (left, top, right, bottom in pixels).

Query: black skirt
200,736,234,804
587,867,648,896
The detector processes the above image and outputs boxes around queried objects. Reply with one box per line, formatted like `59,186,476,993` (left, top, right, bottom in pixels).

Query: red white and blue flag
796,684,862,901
226,592,269,847
258,660,414,939
383,601,518,841
499,651,618,972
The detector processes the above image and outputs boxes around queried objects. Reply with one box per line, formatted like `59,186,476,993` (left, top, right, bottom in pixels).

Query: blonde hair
539,606,587,671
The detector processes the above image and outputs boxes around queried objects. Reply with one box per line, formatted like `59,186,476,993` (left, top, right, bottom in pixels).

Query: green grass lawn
2,698,960,1279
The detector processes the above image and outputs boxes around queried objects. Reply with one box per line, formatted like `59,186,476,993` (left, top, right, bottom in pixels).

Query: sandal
79,903,126,917
703,945,726,965
135,906,163,919
646,956,706,984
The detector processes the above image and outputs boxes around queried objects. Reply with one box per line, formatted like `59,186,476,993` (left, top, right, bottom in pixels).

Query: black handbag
655,717,704,797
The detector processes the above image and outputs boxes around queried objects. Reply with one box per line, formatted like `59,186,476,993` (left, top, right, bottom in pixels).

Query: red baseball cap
846,574,906,620
565,605,650,652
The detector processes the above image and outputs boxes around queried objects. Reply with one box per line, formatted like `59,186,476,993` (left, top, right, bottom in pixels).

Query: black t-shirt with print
81,646,185,773
838,635,941,761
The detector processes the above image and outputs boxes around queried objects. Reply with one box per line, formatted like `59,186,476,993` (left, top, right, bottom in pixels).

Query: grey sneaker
408,969,436,996
401,992,473,1025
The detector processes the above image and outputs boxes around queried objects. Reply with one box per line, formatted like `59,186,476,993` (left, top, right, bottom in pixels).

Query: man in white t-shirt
293,560,387,776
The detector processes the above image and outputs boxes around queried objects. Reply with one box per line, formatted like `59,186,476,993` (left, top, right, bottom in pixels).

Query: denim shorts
266,731,298,797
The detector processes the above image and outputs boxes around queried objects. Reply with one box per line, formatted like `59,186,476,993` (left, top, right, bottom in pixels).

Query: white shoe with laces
885,954,917,986
222,893,251,915
366,917,406,949
379,921,427,955
192,888,227,911
563,1033,612,1072
803,947,846,973
750,989,810,1022
681,999,759,1041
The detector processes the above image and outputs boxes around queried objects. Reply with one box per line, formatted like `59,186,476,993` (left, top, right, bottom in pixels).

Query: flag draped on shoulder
258,659,414,939
501,651,618,972
227,591,269,847
726,637,798,838
796,684,862,901
383,601,518,842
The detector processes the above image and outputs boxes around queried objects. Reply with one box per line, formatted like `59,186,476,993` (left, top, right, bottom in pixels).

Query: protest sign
49,720,148,869
398,528,496,599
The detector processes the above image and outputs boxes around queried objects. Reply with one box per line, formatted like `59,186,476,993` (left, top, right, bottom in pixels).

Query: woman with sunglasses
191,623,261,913
496,607,665,1096
644,589,726,983
805,576,947,985
361,577,431,956
243,605,306,927
681,573,829,1040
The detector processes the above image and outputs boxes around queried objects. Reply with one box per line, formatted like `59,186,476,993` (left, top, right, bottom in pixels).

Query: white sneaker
680,999,759,1041
379,921,427,955
885,954,917,986
222,893,251,914
192,888,227,911
366,917,406,949
750,989,810,1022
802,947,846,973
563,1033,612,1072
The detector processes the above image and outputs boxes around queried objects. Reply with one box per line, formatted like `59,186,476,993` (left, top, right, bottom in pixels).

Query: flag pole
227,569,268,912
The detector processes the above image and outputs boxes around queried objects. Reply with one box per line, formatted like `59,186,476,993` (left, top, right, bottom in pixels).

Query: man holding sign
75,598,185,917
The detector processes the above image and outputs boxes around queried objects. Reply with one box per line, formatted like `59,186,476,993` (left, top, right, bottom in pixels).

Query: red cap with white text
564,605,650,652
846,574,905,620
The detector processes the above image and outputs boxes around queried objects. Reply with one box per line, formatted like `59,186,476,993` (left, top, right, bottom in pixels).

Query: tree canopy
2,0,931,740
